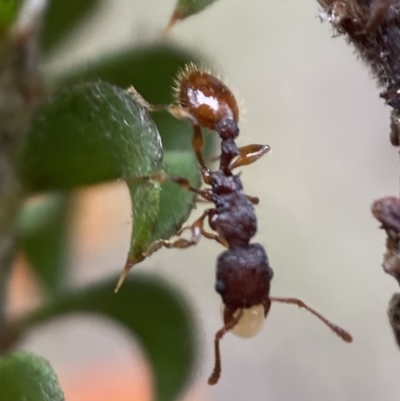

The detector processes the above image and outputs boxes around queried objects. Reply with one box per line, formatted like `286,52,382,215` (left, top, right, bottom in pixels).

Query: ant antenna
208,309,243,385
270,297,353,342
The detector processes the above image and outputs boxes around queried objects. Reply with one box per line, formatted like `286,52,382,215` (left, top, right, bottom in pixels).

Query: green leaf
18,81,163,191
17,79,205,289
52,44,212,153
17,193,71,297
0,351,64,401
53,45,198,102
41,0,102,54
126,179,161,266
166,0,219,30
125,150,200,269
19,274,197,401
154,150,201,241
0,0,22,33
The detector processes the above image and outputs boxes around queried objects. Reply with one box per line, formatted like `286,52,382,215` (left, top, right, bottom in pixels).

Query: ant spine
121,65,353,385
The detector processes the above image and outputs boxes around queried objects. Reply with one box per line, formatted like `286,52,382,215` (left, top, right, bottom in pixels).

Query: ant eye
220,304,265,338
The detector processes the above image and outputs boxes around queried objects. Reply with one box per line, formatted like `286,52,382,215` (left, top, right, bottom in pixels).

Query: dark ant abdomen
216,243,273,310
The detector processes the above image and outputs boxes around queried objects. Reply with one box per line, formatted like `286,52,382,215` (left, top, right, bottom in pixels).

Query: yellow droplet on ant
220,304,265,338
174,63,239,130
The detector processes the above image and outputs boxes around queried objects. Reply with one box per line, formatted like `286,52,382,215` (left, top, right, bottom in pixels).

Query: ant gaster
119,65,353,385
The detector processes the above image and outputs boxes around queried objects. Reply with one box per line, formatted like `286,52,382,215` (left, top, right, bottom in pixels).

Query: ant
119,65,353,385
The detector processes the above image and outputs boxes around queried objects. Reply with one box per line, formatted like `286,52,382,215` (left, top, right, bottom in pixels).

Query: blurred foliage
0,352,64,401
18,274,196,401
17,193,71,297
0,0,23,32
18,81,163,190
0,0,222,399
41,0,103,54
53,44,210,152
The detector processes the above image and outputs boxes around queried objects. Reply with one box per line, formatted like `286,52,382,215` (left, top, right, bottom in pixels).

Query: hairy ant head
175,64,239,130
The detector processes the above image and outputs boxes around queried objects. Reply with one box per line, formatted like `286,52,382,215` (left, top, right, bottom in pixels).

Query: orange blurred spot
72,182,131,260
61,359,207,401
62,360,151,401
8,253,41,316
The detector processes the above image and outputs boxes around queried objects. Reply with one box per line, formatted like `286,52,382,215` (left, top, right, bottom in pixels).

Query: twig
316,0,400,346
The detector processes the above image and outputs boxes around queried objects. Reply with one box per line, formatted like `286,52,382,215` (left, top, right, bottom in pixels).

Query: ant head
176,65,239,130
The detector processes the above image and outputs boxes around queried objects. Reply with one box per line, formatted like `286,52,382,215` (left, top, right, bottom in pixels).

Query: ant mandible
119,64,353,385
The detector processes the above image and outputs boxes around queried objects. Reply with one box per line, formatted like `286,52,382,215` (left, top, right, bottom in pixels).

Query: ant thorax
210,171,242,195
209,172,257,247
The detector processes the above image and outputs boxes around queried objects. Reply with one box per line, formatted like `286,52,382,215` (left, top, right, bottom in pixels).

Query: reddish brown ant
119,65,353,385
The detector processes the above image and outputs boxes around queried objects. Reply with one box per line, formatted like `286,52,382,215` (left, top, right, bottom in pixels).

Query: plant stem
0,237,16,335
315,0,400,347
0,0,47,335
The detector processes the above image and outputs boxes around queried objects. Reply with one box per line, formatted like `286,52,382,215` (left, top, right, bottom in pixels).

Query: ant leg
205,211,229,247
196,189,212,202
270,297,353,342
115,208,213,292
192,124,205,167
200,224,229,248
127,86,169,112
193,125,212,184
168,174,212,200
125,171,212,201
230,144,271,170
143,208,215,257
127,86,198,123
169,209,228,248
208,309,243,385
176,203,229,248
